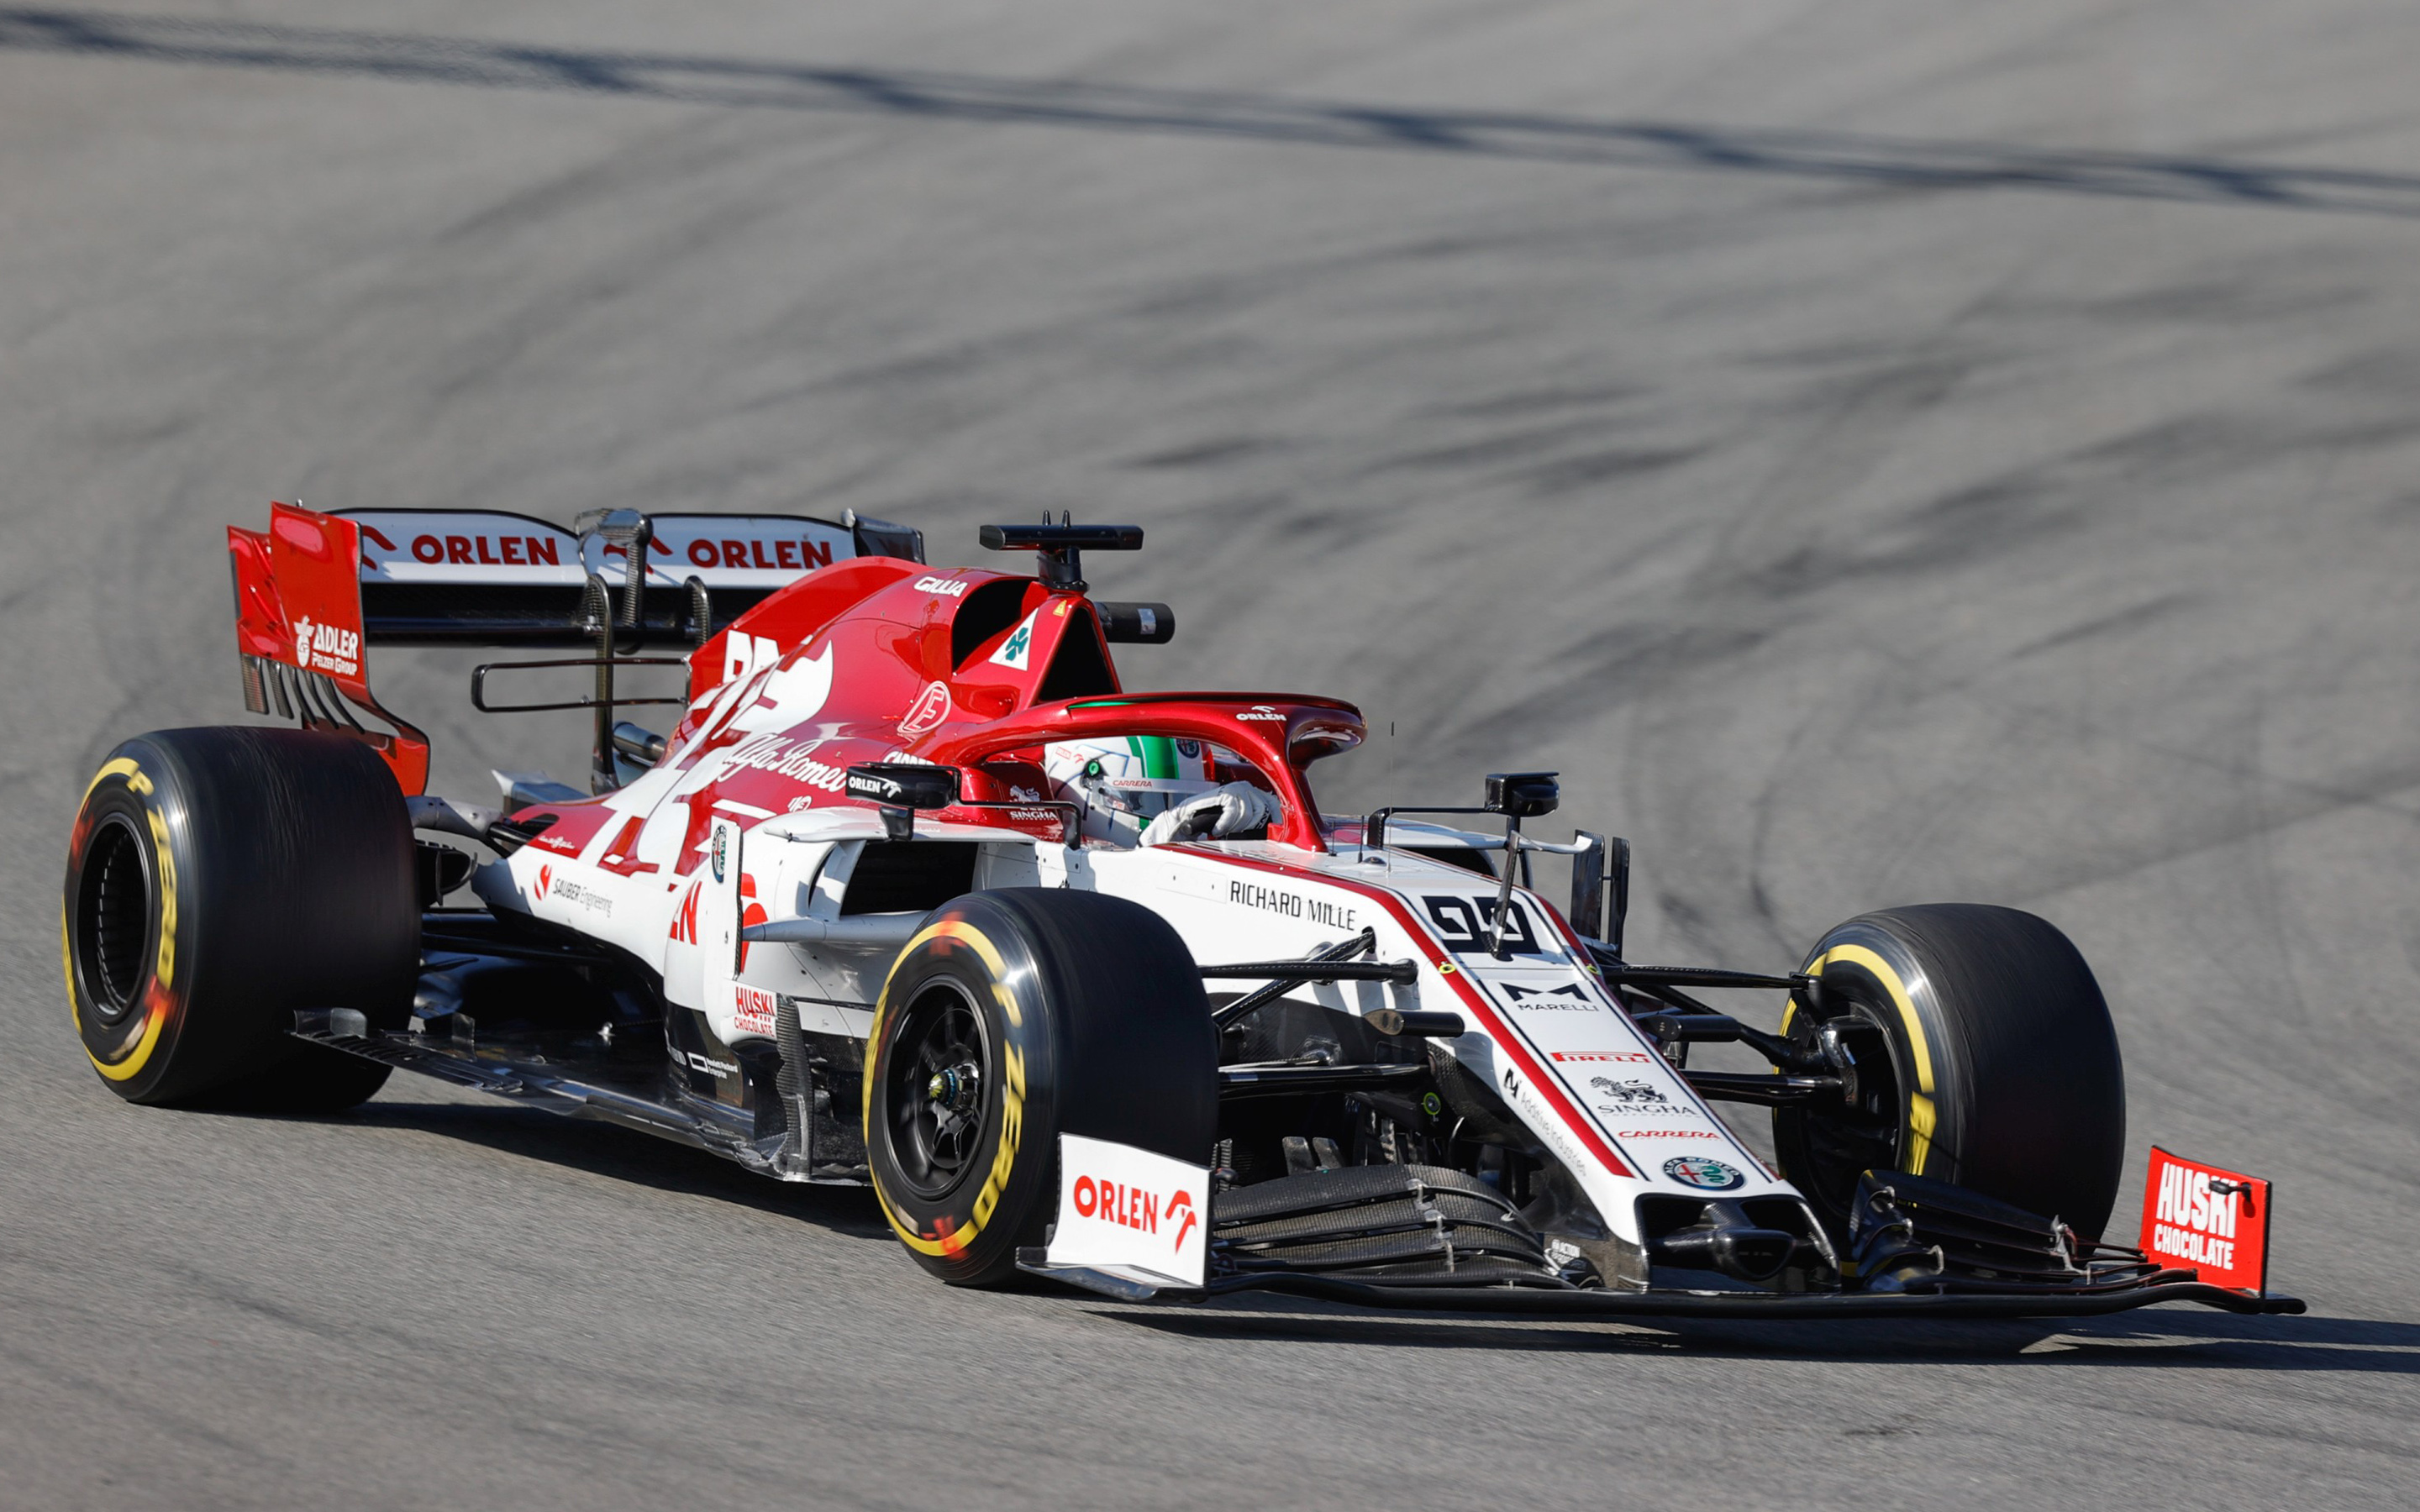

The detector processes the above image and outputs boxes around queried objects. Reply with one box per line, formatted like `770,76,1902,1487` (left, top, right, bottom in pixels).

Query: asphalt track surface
6,3,2419,1507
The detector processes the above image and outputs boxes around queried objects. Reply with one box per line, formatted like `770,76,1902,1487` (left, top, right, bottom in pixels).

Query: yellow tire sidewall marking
81,756,143,805
145,803,176,991
867,916,1028,1260
1806,942,1939,1176
72,758,176,1082
87,994,170,1082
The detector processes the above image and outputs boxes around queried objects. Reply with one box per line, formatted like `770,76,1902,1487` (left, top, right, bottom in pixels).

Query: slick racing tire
865,889,1217,1287
64,727,418,1110
1772,904,2125,1242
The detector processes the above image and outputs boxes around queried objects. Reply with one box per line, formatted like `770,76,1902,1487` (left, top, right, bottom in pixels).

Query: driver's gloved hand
1139,782,1281,846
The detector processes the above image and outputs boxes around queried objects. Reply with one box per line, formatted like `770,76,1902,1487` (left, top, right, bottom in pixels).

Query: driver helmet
1043,736,1217,846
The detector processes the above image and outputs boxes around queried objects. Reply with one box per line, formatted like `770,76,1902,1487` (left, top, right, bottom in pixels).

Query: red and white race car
61,502,2297,1318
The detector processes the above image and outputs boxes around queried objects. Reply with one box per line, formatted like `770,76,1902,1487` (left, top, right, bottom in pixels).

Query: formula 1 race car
62,502,2301,1320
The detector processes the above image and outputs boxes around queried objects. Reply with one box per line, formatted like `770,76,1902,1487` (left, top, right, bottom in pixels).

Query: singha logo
1591,1076,1666,1104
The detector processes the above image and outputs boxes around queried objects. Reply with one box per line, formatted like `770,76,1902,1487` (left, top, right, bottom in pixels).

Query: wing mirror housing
846,763,960,841
1483,771,1560,818
1568,832,1634,957
1094,601,1176,644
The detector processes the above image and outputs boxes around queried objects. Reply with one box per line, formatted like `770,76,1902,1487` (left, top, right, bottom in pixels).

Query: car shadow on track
302,1097,895,1240
1097,1300,2420,1373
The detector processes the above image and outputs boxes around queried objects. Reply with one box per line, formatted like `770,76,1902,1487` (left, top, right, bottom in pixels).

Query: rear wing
346,507,921,645
228,501,921,793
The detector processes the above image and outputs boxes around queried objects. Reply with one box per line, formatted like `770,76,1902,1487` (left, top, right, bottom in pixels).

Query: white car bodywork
472,789,1793,1257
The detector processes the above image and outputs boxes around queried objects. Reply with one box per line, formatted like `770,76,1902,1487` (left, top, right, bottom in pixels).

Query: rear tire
1772,904,2125,1241
864,889,1217,1286
64,727,418,1110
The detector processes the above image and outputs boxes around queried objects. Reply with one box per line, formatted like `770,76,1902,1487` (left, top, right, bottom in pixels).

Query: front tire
865,889,1218,1286
1772,904,2126,1241
64,727,418,1110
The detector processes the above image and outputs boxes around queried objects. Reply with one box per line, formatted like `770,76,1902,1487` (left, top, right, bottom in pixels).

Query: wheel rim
884,979,991,1200
75,813,153,1026
1781,1003,1903,1224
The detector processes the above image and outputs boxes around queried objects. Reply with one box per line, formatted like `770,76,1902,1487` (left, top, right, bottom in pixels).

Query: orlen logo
1617,1128,1719,1138
408,532,564,567
290,617,360,677
1551,1050,1655,1064
679,537,833,572
668,881,702,944
738,874,768,969
1071,1174,1200,1253
1234,705,1286,722
913,575,969,598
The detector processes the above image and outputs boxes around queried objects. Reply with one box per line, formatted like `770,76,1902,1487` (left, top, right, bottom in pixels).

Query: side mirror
1565,832,1633,956
1570,832,1607,942
1483,771,1560,818
1095,601,1176,644
846,763,960,841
